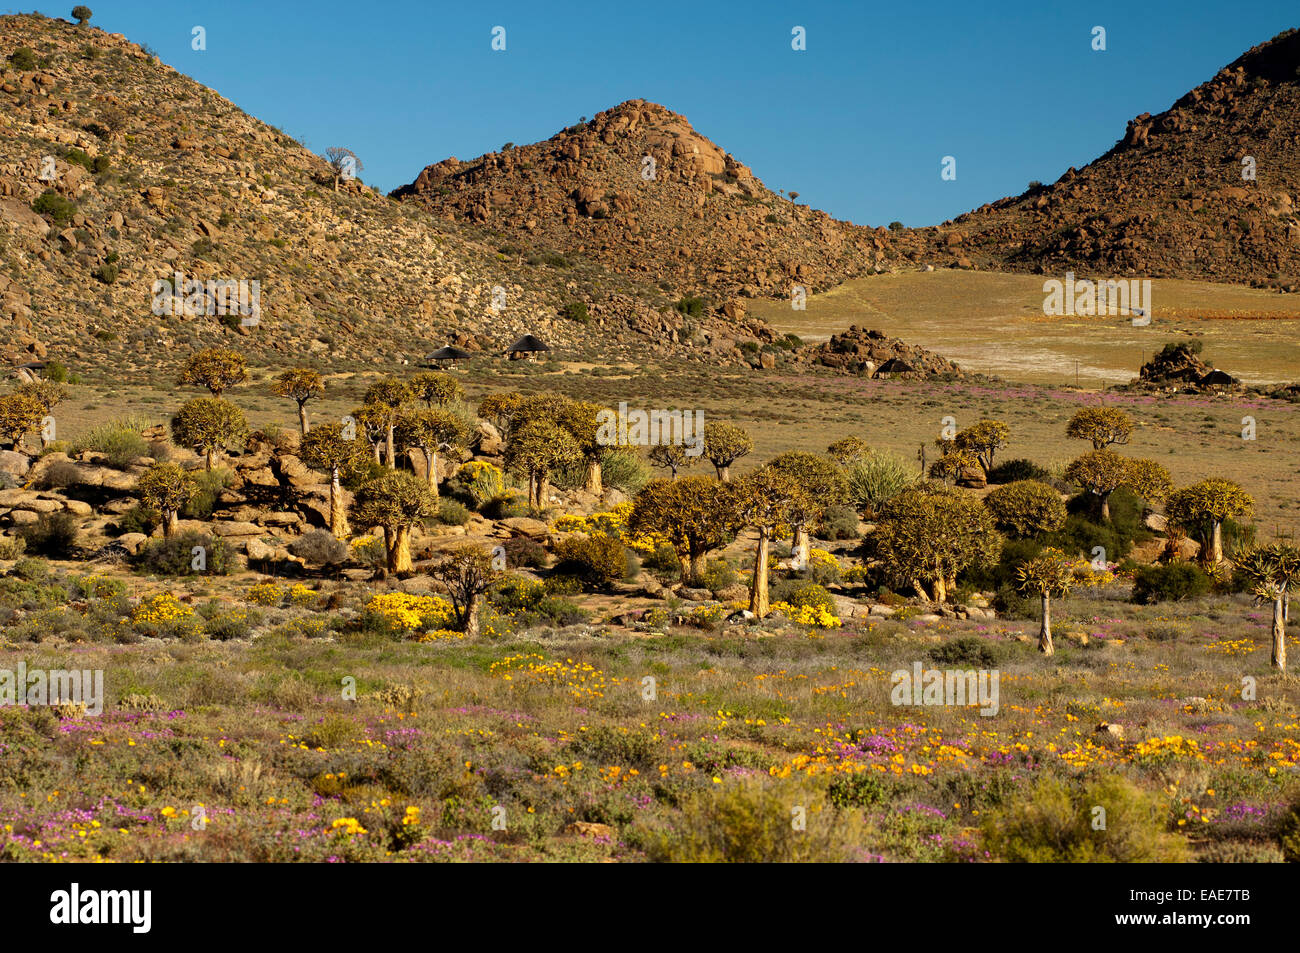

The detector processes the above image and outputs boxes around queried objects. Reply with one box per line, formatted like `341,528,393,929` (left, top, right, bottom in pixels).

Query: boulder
210,521,262,537
499,516,548,538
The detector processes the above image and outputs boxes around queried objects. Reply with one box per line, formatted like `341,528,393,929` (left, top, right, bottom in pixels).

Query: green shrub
202,605,262,641
553,532,630,587
983,776,1188,862
641,540,682,584
287,529,349,566
436,499,471,526
7,47,38,70
986,458,1049,484
32,190,76,224
18,512,79,558
639,780,867,862
675,296,707,318
72,416,153,469
0,535,26,560
599,449,650,495
772,580,836,613
928,636,998,668
560,301,590,323
137,531,232,576
1131,562,1211,604
181,468,233,519
827,772,889,808
815,504,860,540
502,535,547,569
844,450,914,515
699,556,737,593
985,480,1067,538
110,504,157,537
534,596,589,626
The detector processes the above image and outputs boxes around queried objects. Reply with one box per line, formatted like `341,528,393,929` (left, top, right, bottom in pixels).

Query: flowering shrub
363,592,455,635
131,593,200,639
488,652,621,700
246,582,285,606
287,584,318,608
770,601,842,628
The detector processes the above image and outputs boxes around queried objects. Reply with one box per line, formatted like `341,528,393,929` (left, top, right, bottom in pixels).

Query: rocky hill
392,100,914,301
0,14,773,381
943,28,1300,287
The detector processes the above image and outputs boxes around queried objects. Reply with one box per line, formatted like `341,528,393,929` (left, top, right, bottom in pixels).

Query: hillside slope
1,14,766,381
393,99,917,300
946,28,1300,286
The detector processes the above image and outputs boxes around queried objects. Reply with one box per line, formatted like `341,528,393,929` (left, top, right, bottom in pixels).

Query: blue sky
23,0,1298,226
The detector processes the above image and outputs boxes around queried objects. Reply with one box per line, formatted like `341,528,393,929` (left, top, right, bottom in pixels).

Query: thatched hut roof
506,334,551,355
425,345,473,364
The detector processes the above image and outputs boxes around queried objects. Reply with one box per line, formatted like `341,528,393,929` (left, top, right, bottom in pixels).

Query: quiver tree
426,545,500,638
767,450,847,567
504,419,582,509
299,422,368,537
177,348,247,397
363,377,411,469
408,371,463,408
395,407,470,496
983,480,1067,538
171,397,247,470
871,482,1001,604
477,392,525,442
271,368,325,434
16,380,65,448
324,146,363,191
0,391,45,452
351,404,388,464
1063,448,1129,521
1015,548,1110,655
628,476,742,585
1066,407,1134,449
648,444,695,480
1123,458,1174,507
557,398,608,493
734,467,812,618
135,462,198,539
349,470,436,573
826,436,870,466
1165,479,1254,567
703,421,753,482
928,441,979,485
954,419,1010,476
1234,544,1300,671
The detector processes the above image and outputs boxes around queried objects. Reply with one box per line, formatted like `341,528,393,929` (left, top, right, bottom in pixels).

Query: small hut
1198,369,1238,391
425,345,473,370
874,358,915,379
506,334,551,363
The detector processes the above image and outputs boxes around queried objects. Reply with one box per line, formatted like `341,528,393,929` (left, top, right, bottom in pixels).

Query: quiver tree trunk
163,509,179,539
386,425,396,470
1038,592,1054,655
687,551,706,587
298,403,310,434
387,525,413,574
750,530,771,618
1209,521,1224,566
423,449,439,494
464,593,482,638
328,469,350,538
792,525,810,569
585,459,602,495
1272,595,1287,672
